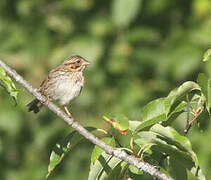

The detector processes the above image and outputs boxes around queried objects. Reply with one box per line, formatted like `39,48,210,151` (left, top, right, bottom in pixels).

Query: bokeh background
0,0,211,179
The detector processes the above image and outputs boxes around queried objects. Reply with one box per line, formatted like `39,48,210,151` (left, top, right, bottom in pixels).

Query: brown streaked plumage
27,55,90,117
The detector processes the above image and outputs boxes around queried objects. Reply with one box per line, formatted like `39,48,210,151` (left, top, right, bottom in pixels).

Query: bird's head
63,55,90,72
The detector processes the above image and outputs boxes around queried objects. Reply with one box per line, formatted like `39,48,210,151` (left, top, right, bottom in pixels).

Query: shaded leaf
46,143,69,178
166,101,187,123
135,124,205,180
110,128,133,148
162,81,201,124
166,81,200,108
168,157,187,180
47,127,96,178
129,120,142,132
150,124,192,153
107,162,123,180
91,137,115,163
88,152,122,180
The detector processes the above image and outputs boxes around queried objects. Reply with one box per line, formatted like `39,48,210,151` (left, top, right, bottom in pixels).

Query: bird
27,55,90,118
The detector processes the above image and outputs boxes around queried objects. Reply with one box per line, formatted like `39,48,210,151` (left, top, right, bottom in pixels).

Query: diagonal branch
0,59,173,180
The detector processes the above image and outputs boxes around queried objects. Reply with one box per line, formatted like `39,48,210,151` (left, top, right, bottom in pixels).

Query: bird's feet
64,106,74,120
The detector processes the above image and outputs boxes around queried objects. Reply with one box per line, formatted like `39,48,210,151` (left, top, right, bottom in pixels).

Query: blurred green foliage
0,0,210,179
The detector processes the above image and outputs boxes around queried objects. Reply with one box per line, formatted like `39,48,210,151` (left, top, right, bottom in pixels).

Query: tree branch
0,59,173,180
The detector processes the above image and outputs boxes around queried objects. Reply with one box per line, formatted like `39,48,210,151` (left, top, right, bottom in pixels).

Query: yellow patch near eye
69,64,80,72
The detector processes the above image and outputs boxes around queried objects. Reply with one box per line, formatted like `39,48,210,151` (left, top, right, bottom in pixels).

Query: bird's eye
76,60,81,63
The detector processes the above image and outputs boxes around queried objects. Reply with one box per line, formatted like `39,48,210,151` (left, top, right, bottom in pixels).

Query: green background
0,0,210,179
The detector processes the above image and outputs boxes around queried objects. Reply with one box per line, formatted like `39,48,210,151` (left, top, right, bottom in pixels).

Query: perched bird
27,55,90,118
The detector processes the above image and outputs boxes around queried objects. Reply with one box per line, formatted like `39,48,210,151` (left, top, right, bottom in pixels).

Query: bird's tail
27,99,43,113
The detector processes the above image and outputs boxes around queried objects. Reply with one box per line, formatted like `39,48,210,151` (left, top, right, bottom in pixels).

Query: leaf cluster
45,71,210,179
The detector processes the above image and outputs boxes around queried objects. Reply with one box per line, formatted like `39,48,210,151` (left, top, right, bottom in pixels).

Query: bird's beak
83,60,91,66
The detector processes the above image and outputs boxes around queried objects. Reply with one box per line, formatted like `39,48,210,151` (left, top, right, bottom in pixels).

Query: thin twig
185,94,190,131
184,107,204,136
0,59,173,180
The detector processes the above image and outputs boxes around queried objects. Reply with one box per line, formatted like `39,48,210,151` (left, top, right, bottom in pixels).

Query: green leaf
165,101,187,125
128,165,143,175
141,98,168,121
136,98,168,132
202,48,211,62
0,67,18,105
46,127,96,178
129,120,142,132
150,124,192,152
46,143,69,179
164,81,201,124
103,114,129,135
169,101,187,114
134,124,206,180
197,73,211,113
88,152,122,180
162,100,187,126
111,0,141,27
136,81,202,131
168,157,187,180
136,114,166,132
118,162,129,180
115,114,129,131
91,137,116,163
107,163,123,180
166,81,200,107
127,164,144,179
